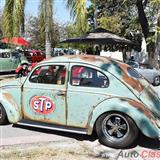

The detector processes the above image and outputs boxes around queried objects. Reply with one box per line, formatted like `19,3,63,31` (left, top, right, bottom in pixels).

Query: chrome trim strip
17,122,87,135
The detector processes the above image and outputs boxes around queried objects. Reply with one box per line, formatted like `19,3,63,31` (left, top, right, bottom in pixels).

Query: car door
67,63,110,128
11,51,21,69
22,63,68,125
0,52,14,72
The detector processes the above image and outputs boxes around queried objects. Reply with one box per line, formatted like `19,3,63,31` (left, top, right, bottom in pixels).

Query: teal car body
0,49,27,72
0,55,160,148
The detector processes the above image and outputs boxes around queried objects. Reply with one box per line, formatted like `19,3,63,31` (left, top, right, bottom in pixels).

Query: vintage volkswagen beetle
0,55,160,148
0,49,27,72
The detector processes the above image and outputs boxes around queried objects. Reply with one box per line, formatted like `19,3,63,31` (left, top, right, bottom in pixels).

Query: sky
0,0,72,24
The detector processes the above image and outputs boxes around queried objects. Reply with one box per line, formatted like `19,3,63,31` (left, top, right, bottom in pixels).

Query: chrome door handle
56,91,66,96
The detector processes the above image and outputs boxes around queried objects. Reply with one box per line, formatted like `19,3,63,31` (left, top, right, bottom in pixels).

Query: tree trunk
45,0,52,58
154,12,160,69
136,0,150,65
136,0,149,39
20,0,25,37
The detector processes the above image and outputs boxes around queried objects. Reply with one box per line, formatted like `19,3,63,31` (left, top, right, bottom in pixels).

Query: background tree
2,0,14,37
13,0,26,37
66,0,88,35
150,0,160,68
25,15,60,51
0,10,3,39
87,0,160,66
39,0,53,58
2,0,26,38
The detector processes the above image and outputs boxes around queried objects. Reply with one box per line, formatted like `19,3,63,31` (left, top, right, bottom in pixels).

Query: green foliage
150,0,160,6
13,0,26,37
66,0,88,34
57,23,88,49
2,0,26,38
2,0,14,37
98,15,121,33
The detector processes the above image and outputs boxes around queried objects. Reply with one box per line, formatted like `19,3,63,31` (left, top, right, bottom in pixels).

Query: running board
17,120,88,135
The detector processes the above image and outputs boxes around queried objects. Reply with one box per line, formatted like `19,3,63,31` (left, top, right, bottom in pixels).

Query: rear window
127,67,141,79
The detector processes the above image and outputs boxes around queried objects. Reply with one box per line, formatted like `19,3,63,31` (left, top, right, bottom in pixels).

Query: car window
29,65,66,85
0,52,10,58
12,51,20,58
71,66,109,88
127,67,141,79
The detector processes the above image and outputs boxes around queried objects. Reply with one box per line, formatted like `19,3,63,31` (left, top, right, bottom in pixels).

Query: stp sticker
30,96,55,114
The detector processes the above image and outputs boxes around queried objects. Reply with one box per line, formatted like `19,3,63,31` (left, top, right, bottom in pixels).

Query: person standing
95,46,100,55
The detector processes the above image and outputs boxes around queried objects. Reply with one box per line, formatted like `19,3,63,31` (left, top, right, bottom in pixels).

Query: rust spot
23,111,65,125
3,93,18,108
125,99,155,120
65,55,111,63
118,62,144,92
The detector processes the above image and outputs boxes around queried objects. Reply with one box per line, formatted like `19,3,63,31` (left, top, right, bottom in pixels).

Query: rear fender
0,90,22,123
88,98,159,139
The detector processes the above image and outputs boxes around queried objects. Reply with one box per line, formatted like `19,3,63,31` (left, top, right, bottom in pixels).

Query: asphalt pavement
0,124,73,146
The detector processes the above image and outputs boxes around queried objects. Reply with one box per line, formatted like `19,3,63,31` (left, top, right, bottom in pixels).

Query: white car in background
127,61,160,86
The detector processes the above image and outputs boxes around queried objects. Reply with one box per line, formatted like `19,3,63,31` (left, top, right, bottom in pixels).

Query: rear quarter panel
88,98,159,139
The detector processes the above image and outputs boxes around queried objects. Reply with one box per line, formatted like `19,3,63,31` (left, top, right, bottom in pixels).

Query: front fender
0,90,22,123
88,98,160,139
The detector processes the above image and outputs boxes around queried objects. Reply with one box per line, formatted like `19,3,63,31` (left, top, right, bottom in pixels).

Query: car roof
39,55,117,68
0,49,11,53
37,55,145,93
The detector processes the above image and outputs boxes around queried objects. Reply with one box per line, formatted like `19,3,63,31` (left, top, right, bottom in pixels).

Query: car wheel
0,104,8,125
153,76,160,86
96,112,138,148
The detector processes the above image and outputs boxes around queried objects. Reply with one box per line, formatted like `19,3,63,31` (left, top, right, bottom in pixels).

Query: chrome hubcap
154,77,160,86
102,114,129,139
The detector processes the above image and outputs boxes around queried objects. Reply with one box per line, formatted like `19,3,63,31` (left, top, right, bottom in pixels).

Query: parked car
15,62,37,78
0,55,160,148
126,61,160,86
0,49,27,73
24,49,45,63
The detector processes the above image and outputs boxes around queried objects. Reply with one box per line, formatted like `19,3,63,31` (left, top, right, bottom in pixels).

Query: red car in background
15,50,45,78
24,49,45,63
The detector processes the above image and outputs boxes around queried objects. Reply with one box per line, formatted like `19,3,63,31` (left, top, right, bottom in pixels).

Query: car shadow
13,124,159,150
13,124,97,142
135,133,160,149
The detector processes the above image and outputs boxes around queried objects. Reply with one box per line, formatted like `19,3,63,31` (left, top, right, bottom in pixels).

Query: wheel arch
87,98,159,139
0,91,22,123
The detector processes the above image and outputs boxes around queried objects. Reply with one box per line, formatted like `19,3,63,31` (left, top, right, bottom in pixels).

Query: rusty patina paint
145,86,159,102
65,55,111,63
23,109,66,125
124,99,156,120
3,93,18,109
116,62,144,92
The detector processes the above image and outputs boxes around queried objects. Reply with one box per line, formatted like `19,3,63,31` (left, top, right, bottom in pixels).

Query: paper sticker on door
30,96,55,114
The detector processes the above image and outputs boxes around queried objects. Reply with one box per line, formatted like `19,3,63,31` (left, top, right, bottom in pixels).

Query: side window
71,66,109,88
29,65,66,85
12,51,20,58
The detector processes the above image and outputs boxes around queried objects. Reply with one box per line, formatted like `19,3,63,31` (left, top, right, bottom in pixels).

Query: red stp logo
30,96,55,114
